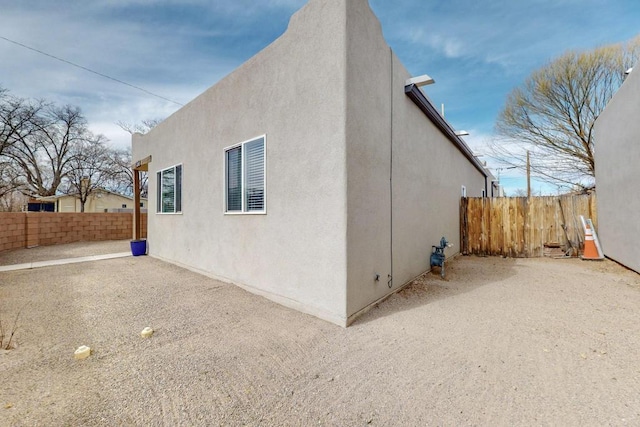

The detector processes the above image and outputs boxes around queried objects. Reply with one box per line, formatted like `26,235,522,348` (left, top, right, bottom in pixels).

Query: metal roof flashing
404,83,488,177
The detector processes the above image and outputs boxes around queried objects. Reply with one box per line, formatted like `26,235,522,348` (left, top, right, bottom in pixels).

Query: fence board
461,194,596,258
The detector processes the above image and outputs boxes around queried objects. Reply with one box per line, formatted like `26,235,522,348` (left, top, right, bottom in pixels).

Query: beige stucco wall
594,66,640,273
133,0,486,326
56,192,146,213
344,0,393,321
343,0,486,321
133,0,349,325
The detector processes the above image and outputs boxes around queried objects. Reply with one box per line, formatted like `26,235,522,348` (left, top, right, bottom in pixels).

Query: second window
225,136,266,213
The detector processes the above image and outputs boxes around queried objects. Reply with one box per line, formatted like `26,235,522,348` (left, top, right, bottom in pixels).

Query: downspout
389,47,394,288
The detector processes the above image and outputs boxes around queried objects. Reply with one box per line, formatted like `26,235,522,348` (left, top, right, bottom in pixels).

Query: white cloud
428,35,465,59
0,1,251,152
3,0,638,174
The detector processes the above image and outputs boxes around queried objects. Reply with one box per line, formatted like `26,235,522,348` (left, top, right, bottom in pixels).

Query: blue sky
1,0,639,195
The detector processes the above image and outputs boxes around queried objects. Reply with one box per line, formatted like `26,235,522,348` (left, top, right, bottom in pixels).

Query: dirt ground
1,248,640,426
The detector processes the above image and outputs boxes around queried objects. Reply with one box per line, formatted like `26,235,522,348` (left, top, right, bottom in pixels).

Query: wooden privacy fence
460,194,597,258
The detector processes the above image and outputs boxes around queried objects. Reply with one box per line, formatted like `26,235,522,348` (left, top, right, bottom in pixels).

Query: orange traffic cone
582,220,604,260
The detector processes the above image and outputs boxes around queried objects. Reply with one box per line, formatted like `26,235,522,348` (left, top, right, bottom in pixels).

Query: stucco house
594,65,640,273
132,0,488,326
37,189,147,213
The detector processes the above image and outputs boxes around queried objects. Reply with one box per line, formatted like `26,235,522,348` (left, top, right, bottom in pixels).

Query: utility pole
494,166,517,196
526,151,531,198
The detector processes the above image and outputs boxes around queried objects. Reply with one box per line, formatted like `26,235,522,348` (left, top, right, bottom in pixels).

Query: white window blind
156,171,161,212
244,139,264,212
225,136,266,213
226,146,242,212
157,164,182,214
175,165,182,212
162,168,175,212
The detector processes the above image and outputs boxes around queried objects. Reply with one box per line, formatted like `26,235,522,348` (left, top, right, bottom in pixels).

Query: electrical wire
0,35,184,106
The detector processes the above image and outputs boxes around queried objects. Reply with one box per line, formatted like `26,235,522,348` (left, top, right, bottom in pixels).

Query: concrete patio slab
0,252,132,272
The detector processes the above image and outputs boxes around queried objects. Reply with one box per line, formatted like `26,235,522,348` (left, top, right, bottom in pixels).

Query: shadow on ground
354,255,520,325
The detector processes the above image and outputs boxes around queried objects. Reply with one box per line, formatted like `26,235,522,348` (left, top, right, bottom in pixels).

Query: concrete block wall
0,213,147,252
0,213,28,252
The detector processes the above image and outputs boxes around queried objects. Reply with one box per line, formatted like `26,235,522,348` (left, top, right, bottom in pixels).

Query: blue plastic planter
130,239,147,256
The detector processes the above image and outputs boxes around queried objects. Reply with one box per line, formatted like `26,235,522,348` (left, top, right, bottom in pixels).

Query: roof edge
404,84,488,177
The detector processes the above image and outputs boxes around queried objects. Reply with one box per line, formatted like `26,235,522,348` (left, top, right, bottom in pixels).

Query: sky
1,0,639,195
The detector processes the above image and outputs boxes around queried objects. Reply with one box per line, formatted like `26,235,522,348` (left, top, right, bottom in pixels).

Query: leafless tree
116,118,162,135
0,189,27,212
110,118,160,198
62,136,113,212
0,87,8,156
492,35,640,191
4,103,93,197
0,160,23,210
0,90,44,159
510,188,544,197
102,146,148,198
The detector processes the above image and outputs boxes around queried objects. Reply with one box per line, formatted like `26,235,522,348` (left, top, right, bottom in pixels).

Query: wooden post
526,151,531,198
132,155,151,241
133,169,141,241
460,197,468,255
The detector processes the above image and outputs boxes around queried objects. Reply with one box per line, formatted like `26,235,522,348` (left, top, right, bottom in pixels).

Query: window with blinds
226,146,242,211
156,164,182,214
225,136,266,213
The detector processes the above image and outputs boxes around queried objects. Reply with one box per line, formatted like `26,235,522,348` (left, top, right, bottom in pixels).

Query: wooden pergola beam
132,155,152,172
132,155,152,241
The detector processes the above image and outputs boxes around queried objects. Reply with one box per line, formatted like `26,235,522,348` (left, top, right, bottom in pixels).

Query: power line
0,35,184,106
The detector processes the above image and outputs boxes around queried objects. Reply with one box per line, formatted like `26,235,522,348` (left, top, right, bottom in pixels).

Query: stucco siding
392,77,486,288
344,0,393,319
594,66,640,273
133,0,488,326
343,0,486,320
133,0,349,324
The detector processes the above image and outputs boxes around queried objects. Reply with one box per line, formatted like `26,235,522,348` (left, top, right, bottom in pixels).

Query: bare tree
0,87,8,156
5,104,92,197
104,146,148,198
509,188,544,197
0,91,44,159
0,160,23,209
116,118,162,135
0,188,27,212
492,35,640,191
62,136,113,212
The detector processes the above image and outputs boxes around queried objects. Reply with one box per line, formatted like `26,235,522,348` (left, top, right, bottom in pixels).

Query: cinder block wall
0,213,147,252
0,213,28,252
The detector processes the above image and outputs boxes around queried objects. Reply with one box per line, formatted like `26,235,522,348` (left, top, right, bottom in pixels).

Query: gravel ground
1,252,640,426
0,240,130,266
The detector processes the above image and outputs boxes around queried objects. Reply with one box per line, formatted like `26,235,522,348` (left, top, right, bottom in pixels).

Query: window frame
224,135,267,215
156,163,183,215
